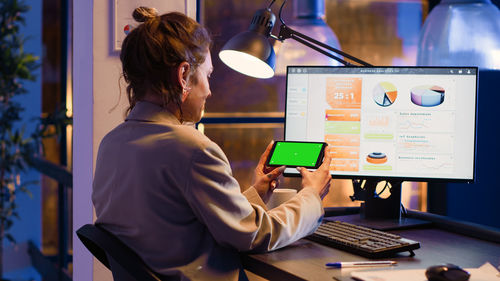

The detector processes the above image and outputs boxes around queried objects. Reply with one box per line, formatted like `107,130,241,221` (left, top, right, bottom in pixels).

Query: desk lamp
218,0,372,79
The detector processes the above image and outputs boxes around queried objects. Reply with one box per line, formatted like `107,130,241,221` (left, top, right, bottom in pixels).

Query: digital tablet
266,141,327,169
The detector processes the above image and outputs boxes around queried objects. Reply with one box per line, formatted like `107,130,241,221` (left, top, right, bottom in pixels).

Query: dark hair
120,7,212,113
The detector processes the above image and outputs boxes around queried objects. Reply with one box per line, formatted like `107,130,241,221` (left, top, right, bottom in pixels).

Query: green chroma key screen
267,141,325,168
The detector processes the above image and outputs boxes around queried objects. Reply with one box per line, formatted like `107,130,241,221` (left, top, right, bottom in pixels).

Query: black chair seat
76,224,171,281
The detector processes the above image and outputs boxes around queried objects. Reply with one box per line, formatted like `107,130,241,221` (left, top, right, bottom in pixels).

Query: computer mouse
425,264,470,281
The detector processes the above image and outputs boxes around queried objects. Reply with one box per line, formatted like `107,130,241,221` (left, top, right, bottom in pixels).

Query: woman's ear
177,62,191,102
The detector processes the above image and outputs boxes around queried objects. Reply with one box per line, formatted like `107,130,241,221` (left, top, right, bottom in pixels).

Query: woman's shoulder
171,124,214,148
100,120,223,160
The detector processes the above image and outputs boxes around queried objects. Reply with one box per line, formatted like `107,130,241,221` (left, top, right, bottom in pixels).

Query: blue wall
5,0,42,280
446,70,500,229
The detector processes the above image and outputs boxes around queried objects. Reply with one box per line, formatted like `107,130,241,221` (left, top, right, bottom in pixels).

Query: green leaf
0,0,44,237
5,220,13,230
19,188,33,198
5,233,16,244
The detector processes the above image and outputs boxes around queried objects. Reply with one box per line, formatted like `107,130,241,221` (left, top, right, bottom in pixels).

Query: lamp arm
289,32,351,66
276,24,372,67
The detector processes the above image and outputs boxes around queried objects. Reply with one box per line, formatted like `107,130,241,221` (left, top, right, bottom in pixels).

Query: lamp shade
219,31,276,79
219,8,276,79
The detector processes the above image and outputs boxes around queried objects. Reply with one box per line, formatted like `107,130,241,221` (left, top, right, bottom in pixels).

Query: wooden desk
242,211,500,281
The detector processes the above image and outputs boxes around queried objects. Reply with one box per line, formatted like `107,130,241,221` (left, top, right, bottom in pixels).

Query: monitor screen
284,66,478,182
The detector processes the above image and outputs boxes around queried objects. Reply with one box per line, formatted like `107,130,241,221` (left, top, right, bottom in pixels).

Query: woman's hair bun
132,7,159,23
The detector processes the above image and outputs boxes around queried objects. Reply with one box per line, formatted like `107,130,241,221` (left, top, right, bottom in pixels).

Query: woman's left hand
252,141,286,202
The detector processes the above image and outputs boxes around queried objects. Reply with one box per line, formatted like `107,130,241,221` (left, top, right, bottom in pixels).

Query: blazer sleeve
242,186,268,210
181,142,324,253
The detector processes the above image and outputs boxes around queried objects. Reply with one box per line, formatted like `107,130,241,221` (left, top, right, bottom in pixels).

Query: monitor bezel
283,65,479,184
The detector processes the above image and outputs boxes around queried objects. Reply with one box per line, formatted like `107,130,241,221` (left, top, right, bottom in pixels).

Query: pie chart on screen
410,85,445,107
124,24,134,35
373,82,397,107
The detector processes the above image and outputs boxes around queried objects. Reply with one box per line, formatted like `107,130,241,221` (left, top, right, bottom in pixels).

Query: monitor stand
325,179,431,231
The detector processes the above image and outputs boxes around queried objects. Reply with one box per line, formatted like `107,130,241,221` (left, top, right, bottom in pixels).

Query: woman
92,7,333,281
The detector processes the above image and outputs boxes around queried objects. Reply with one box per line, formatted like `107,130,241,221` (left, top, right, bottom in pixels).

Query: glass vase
417,0,500,69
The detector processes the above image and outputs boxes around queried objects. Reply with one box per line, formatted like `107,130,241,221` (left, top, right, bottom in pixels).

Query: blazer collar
125,101,182,125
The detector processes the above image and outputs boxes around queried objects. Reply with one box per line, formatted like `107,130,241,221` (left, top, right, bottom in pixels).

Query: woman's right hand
297,146,333,199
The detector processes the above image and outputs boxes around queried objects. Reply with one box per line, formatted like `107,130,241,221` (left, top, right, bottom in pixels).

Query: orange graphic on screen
330,146,360,159
331,159,359,172
325,134,360,146
325,109,361,122
326,78,362,109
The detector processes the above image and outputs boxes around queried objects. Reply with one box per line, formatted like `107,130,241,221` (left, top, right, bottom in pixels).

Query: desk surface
242,214,500,281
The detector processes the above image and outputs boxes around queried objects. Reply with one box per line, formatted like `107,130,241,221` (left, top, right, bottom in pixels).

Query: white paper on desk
350,262,499,281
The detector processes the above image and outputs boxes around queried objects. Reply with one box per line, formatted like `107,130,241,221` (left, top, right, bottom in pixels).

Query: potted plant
0,0,39,278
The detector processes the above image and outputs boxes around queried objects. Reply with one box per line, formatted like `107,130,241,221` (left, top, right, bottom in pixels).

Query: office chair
76,224,171,281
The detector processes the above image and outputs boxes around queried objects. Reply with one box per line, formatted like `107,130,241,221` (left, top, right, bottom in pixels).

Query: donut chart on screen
366,152,387,164
410,85,445,107
373,82,397,107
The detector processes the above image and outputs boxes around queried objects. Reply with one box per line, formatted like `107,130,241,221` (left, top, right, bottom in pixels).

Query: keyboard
306,220,420,258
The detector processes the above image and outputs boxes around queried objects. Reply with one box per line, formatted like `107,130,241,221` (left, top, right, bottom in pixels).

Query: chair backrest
76,224,165,281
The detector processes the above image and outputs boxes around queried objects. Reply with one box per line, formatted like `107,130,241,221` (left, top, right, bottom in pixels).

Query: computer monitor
284,66,478,228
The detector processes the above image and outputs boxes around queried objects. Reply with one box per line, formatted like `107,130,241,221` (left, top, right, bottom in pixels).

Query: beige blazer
92,101,324,280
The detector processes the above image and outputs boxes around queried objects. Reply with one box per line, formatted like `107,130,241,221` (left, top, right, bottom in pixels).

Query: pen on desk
326,261,397,268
